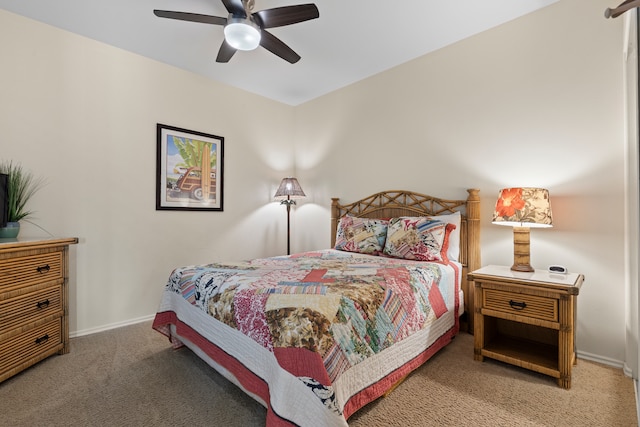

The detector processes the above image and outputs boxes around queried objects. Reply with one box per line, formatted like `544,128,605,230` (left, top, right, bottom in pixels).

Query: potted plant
0,161,44,238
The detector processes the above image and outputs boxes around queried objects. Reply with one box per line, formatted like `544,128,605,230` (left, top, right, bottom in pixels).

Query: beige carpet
0,321,636,427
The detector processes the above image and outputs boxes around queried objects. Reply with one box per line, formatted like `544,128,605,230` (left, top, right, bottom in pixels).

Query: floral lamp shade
492,187,552,228
492,187,553,272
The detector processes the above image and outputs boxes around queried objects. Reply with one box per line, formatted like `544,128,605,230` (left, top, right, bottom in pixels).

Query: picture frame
156,123,224,211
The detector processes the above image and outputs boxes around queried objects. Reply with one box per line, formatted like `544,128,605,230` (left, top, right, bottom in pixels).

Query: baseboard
577,350,626,371
635,379,640,424
624,362,636,378
70,314,156,338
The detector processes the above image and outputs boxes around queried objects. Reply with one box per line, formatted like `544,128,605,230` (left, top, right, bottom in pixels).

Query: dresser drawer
483,289,558,322
0,319,62,378
0,286,62,336
0,252,63,290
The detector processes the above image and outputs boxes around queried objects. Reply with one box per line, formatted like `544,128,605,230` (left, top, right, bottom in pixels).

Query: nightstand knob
509,300,527,310
36,264,50,274
35,334,49,345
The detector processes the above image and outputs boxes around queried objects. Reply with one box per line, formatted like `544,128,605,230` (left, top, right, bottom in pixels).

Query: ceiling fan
153,0,319,64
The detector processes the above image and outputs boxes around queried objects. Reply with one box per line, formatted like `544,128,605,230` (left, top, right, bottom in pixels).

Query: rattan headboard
330,189,481,330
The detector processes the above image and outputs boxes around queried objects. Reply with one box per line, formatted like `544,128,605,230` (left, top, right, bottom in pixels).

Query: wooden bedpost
331,198,340,248
465,188,481,332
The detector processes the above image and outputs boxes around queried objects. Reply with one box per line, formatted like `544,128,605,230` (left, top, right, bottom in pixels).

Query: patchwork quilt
153,249,460,426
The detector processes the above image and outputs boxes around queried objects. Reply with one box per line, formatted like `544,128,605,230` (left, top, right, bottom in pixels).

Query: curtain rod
606,0,640,18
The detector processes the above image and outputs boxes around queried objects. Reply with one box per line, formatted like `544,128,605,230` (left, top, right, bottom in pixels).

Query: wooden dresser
0,237,78,383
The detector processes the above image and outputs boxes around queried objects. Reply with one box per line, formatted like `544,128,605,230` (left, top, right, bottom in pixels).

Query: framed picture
156,124,224,211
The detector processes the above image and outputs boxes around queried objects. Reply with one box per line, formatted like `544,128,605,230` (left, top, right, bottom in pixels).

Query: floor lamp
274,177,306,255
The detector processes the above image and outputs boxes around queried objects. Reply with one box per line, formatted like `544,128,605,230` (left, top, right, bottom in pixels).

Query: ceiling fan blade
260,30,300,64
153,10,226,26
221,0,247,17
216,40,237,63
254,4,319,29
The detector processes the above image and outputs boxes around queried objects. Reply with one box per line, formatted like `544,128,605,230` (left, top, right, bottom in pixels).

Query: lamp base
511,263,534,273
511,226,534,273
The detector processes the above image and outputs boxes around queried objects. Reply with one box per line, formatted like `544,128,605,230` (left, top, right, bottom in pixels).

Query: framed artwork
156,123,224,211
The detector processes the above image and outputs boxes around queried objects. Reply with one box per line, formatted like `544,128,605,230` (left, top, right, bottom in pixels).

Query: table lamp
492,187,553,272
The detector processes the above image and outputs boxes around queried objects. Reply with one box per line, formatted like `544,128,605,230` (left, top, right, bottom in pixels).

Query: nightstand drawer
0,252,63,290
483,289,558,322
0,286,63,336
0,318,62,378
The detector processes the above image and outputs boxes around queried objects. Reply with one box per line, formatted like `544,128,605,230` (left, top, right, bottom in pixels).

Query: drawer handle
37,264,51,274
36,299,50,309
35,334,49,345
509,300,527,310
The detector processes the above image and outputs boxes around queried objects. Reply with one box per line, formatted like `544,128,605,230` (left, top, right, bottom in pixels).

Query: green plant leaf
0,161,45,223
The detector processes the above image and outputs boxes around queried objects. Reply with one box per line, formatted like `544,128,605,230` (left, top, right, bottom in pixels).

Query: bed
152,189,481,426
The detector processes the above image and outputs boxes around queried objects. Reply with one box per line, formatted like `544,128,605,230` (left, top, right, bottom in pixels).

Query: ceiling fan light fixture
224,18,261,51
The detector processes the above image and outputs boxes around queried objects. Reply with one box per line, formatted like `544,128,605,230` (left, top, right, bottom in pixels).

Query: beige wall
0,0,631,366
295,0,628,365
0,9,297,335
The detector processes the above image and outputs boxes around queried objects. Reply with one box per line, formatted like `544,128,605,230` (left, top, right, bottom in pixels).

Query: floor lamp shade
492,187,553,272
274,178,305,255
274,178,306,200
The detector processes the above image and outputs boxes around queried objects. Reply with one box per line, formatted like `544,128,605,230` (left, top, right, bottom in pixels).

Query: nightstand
468,265,584,389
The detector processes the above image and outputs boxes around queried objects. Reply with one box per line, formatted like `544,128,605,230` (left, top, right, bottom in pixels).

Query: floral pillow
383,217,447,262
334,216,389,255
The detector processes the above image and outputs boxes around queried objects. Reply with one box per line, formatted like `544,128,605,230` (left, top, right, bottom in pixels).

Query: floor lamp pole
286,195,291,255
274,177,305,256
281,195,295,255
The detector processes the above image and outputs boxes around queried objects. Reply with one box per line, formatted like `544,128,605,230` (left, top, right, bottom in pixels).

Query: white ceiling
0,0,558,106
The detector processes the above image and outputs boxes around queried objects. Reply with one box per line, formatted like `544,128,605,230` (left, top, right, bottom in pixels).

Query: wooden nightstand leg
473,282,484,361
558,295,573,389
557,375,571,389
573,295,578,366
474,347,484,361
